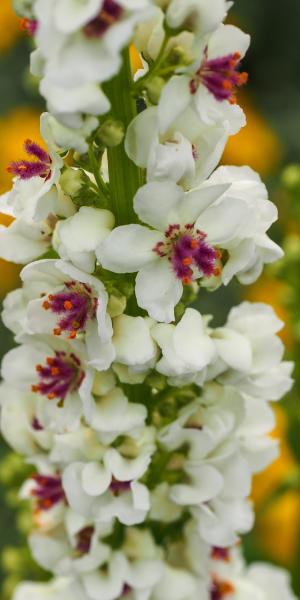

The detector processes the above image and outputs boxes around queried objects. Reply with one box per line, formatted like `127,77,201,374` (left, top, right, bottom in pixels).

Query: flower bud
108,293,127,318
97,119,125,148
145,76,165,104
60,168,84,198
282,164,300,191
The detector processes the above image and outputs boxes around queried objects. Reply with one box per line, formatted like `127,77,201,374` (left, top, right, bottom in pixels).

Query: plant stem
104,49,143,225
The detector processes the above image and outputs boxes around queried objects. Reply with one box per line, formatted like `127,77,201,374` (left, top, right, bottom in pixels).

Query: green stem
104,49,143,225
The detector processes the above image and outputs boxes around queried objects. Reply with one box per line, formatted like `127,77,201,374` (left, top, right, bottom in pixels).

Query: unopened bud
60,168,84,198
97,119,125,148
108,294,127,318
168,45,190,66
145,76,165,104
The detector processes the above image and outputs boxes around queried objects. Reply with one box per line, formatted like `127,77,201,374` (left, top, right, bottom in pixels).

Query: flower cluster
0,0,297,599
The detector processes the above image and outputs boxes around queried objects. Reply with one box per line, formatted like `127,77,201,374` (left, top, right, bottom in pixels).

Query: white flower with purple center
3,259,115,370
158,25,250,135
1,337,95,432
3,113,73,224
96,178,254,322
21,471,67,530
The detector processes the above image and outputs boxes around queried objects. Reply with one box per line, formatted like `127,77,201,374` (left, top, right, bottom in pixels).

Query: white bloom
212,302,294,401
97,178,252,322
3,258,114,370
85,386,147,443
62,427,155,525
160,0,233,38
53,206,115,273
0,217,53,264
5,113,69,224
125,105,231,188
20,468,67,531
158,25,250,134
41,111,99,154
244,563,297,600
152,308,216,384
1,336,94,433
13,578,78,600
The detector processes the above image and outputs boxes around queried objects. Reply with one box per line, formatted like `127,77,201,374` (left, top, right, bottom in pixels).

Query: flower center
20,18,38,36
83,0,123,38
42,281,98,339
190,49,248,104
109,478,132,496
31,351,85,403
211,578,235,600
153,224,221,285
76,526,95,555
211,547,231,562
30,473,66,511
7,139,51,180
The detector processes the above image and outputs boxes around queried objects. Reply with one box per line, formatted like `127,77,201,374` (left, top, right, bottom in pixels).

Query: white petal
134,180,184,230
81,462,112,496
136,260,182,322
97,225,161,273
158,76,191,133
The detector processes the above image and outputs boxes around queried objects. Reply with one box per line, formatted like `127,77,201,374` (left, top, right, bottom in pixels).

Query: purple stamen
76,526,94,555
83,0,123,37
31,473,66,511
32,351,85,402
190,49,248,103
109,479,132,496
7,139,51,181
32,416,44,431
211,547,231,562
153,224,220,285
43,281,97,339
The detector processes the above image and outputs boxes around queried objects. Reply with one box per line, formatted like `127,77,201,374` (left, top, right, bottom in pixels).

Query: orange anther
51,367,59,376
36,364,43,372
222,80,233,90
53,327,61,336
68,331,77,339
46,357,54,366
214,267,222,277
43,300,50,310
190,239,198,249
48,294,54,301
182,257,193,266
182,276,192,285
218,581,235,595
31,385,39,393
47,393,56,400
64,300,73,311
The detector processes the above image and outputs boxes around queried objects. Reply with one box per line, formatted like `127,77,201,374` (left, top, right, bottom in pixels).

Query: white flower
20,468,67,531
151,565,198,600
3,258,115,370
85,386,147,443
158,24,250,134
0,383,52,457
244,563,297,600
32,0,154,121
97,178,252,322
0,217,53,264
152,308,216,384
5,113,70,224
212,302,294,401
29,511,112,576
125,105,231,189
13,578,77,600
206,166,284,284
1,336,94,433
53,206,115,273
62,427,155,525
160,0,233,38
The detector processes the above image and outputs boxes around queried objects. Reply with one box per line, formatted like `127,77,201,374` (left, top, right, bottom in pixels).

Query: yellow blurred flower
130,44,143,75
0,0,22,53
252,407,300,565
0,106,42,194
222,96,282,177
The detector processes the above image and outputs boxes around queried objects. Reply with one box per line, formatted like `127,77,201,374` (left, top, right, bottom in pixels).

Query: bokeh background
0,0,300,596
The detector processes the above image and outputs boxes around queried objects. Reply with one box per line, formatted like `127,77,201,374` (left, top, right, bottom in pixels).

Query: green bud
108,294,127,318
2,548,24,572
60,168,85,198
97,119,125,148
145,76,165,104
282,164,300,190
146,372,167,391
168,45,191,66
